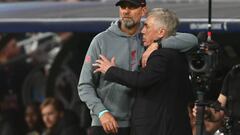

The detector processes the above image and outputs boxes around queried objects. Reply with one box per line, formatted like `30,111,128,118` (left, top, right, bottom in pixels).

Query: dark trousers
88,126,131,135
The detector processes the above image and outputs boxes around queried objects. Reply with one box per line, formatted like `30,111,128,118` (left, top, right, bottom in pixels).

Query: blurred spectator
0,33,33,107
0,94,23,135
189,102,224,135
40,97,82,135
0,34,21,64
25,102,44,135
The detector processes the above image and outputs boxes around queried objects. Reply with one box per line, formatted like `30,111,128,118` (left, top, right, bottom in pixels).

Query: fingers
92,58,105,73
141,43,158,68
141,57,147,68
192,105,197,117
92,60,102,68
100,112,119,134
92,62,102,73
102,122,108,133
106,121,117,134
99,54,108,61
95,59,103,64
92,63,99,67
112,119,119,133
141,52,148,68
93,68,101,73
104,118,118,134
92,55,115,74
141,54,147,68
93,55,111,66
102,121,112,134
102,122,118,134
111,57,116,66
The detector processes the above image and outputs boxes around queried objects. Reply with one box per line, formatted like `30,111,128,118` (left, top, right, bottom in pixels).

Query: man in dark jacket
0,95,21,135
40,97,81,135
93,8,193,135
193,64,240,135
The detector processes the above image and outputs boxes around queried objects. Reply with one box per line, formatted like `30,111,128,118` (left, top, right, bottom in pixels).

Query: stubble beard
122,18,136,29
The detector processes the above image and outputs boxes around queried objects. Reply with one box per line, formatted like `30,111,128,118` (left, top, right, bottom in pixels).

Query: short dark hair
0,34,13,51
26,101,40,111
40,97,64,112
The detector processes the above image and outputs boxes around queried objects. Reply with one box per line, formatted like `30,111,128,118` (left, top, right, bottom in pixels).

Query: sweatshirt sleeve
104,51,168,89
161,32,198,52
78,36,106,116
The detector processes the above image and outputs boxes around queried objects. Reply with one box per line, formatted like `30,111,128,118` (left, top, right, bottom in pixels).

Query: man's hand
192,104,224,122
192,104,213,118
99,112,119,134
141,43,158,68
93,55,115,74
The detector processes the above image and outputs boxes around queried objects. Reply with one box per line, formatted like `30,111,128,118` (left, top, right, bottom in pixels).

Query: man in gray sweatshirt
78,0,198,135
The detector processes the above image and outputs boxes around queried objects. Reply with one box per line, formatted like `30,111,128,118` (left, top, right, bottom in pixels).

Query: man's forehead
145,16,154,23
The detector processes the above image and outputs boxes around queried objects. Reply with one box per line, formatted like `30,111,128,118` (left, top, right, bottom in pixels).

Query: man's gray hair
147,8,179,37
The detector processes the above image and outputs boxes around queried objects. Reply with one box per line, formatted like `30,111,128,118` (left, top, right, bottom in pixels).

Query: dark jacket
0,110,20,135
221,65,240,134
48,110,81,135
105,48,193,135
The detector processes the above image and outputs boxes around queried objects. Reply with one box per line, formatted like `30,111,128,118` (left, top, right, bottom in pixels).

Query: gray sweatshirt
78,20,198,127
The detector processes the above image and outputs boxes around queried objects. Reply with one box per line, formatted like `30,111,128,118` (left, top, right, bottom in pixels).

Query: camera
187,34,221,92
189,40,220,74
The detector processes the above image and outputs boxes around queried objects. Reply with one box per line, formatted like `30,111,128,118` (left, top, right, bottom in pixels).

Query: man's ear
59,111,64,118
142,6,148,17
157,28,166,39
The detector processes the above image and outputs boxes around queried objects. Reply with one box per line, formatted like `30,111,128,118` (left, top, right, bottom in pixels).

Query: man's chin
143,43,149,47
46,124,53,128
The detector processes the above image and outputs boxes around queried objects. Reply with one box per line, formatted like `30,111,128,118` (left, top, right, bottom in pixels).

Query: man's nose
141,27,146,34
123,7,130,14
